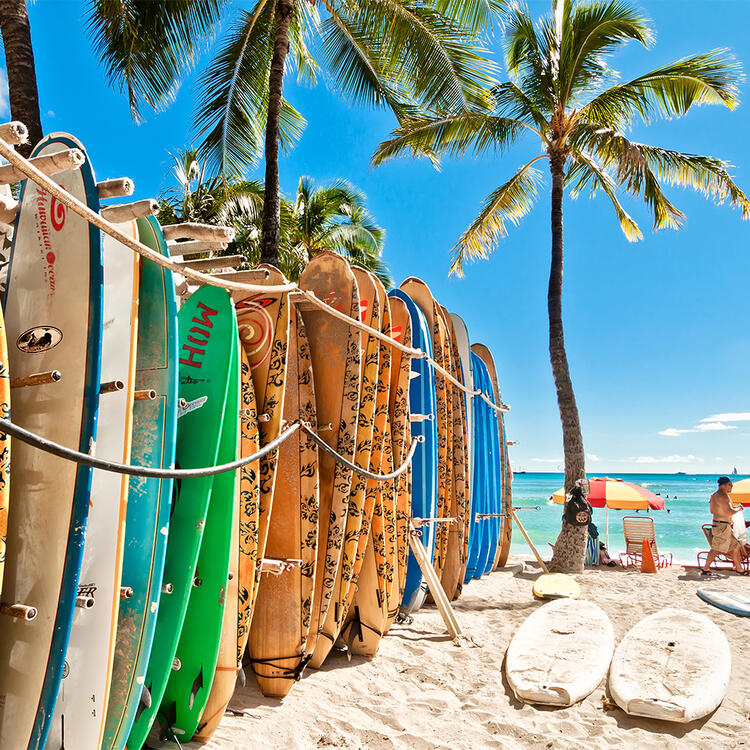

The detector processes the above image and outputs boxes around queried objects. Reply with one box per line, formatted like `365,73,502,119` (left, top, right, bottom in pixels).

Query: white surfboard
609,608,731,723
505,598,614,706
48,221,139,749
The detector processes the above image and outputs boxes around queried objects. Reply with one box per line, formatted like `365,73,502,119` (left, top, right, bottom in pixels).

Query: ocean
508,472,748,565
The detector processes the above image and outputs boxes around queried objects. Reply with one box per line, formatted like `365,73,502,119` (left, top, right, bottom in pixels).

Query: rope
301,423,420,480
246,652,312,681
0,132,509,417
0,415,298,478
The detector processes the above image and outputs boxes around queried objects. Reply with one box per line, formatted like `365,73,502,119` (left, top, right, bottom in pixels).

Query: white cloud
701,412,750,423
587,453,600,462
635,454,699,464
531,458,562,463
659,422,736,436
0,70,8,118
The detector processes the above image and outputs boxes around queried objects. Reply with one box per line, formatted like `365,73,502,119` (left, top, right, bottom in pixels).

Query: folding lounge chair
619,516,672,568
696,523,750,571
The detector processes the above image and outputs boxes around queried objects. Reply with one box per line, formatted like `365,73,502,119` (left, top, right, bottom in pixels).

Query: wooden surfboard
0,133,103,750
438,307,468,600
102,216,179,750
155,316,239,744
247,306,318,698
233,265,290,620
195,347,259,737
383,297,411,632
299,250,360,655
399,278,450,582
311,268,378,668
388,290,437,613
471,344,512,571
127,285,235,750
49,219,139,749
344,272,392,658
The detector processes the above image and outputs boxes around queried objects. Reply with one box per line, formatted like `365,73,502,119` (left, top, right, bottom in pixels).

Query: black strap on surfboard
246,652,312,681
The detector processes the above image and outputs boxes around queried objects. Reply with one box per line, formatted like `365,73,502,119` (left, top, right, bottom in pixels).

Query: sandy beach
185,556,750,749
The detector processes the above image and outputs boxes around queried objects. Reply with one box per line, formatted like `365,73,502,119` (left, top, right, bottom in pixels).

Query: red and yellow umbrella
729,478,750,507
553,477,665,548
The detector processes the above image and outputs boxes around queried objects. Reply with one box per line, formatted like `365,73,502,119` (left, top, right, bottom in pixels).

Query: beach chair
619,516,672,568
696,524,750,571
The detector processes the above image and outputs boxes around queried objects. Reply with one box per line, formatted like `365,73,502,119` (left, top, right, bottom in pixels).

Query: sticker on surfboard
16,325,63,353
178,395,207,418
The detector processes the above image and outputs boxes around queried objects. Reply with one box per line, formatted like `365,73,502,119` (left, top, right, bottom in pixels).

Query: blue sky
14,0,750,473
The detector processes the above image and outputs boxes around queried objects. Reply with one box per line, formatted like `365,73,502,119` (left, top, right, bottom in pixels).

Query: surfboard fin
188,666,204,711
237,666,246,688
139,683,152,710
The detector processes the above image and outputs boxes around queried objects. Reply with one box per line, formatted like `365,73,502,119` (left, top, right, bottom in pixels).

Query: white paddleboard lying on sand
609,608,731,723
505,598,614,706
697,588,750,617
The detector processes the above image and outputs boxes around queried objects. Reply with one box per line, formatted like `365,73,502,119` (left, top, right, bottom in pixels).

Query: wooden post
510,508,549,573
10,370,61,388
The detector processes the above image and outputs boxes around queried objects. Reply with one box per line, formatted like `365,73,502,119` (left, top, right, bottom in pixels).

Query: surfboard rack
410,413,435,422
134,389,157,401
0,602,37,621
100,380,124,394
258,413,271,423
162,583,174,594
261,558,301,575
209,269,271,282
75,595,95,609
97,177,134,199
0,148,84,184
120,586,134,599
510,508,549,574
0,121,28,144
476,513,505,520
10,370,62,388
162,222,235,243
412,517,456,527
100,198,159,223
167,239,229,257
176,255,244,273
507,440,518,446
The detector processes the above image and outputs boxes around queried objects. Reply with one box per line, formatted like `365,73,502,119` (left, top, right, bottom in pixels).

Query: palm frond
566,151,642,240
194,4,306,174
87,0,227,119
579,49,743,128
450,159,544,275
372,111,527,167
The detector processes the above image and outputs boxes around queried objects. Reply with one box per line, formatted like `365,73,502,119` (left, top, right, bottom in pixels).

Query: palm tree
373,0,750,572
158,149,391,284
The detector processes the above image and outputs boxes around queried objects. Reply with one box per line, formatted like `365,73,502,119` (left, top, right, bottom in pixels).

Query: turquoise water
508,473,749,564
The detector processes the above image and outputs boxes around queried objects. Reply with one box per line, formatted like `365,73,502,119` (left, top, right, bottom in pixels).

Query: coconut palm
158,149,391,284
373,0,750,571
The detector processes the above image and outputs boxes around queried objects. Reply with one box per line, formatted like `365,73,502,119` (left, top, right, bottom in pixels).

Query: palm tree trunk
260,0,294,266
547,153,588,574
0,0,42,157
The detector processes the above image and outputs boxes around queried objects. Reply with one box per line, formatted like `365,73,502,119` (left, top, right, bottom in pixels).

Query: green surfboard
127,285,237,750
154,314,239,743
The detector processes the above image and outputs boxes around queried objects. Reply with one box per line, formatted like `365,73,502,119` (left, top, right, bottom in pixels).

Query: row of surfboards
0,131,512,749
506,598,731,724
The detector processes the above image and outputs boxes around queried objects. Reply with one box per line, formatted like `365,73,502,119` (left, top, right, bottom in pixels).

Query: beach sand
187,556,750,749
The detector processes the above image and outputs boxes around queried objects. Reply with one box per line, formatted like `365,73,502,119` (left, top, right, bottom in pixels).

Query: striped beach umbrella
552,477,665,549
729,478,750,507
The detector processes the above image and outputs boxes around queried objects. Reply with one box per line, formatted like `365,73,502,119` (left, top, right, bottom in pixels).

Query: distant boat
732,467,738,475
676,471,686,475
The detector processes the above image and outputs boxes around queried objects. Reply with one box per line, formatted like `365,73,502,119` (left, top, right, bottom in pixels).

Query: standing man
701,477,748,575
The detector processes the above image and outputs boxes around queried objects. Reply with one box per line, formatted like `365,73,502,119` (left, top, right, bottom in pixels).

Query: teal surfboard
127,285,236,749
102,216,179,750
153,307,239,743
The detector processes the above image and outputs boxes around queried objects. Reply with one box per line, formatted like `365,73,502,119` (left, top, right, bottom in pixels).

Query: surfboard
102,216,179,750
345,272,392,658
127,285,235,750
299,251,360,654
155,315,239,744
506,598,614,706
609,608,731,722
0,132,103,750
383,296,412,633
697,588,750,617
471,344,510,572
247,306,318,698
388,290,437,613
0,302,9,595
399,279,450,583
233,264,290,618
311,268,378,668
49,219,139,749
449,314,474,591
532,573,580,600
195,347,259,736
437,307,468,600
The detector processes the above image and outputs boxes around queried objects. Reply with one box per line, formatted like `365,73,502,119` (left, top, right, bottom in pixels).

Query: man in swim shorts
701,476,748,575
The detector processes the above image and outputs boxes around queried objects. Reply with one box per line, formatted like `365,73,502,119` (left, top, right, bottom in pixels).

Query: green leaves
450,159,544,275
86,0,227,119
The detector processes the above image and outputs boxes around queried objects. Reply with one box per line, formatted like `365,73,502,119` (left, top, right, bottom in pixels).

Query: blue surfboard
389,290,438,613
697,588,750,617
102,216,179,750
480,360,503,575
472,356,493,579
